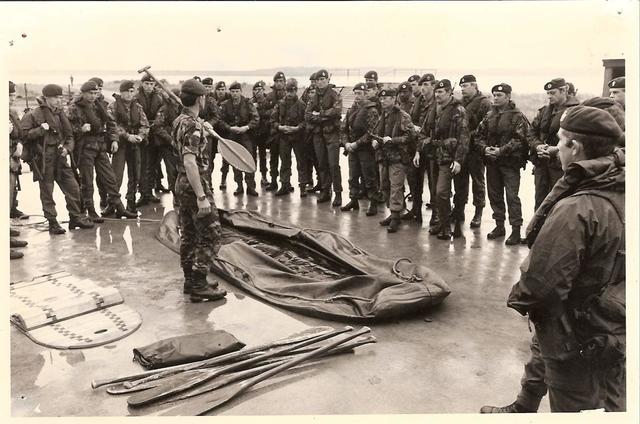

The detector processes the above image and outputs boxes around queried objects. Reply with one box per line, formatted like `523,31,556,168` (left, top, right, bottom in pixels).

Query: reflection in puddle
95,227,101,252
123,226,133,255
33,350,87,388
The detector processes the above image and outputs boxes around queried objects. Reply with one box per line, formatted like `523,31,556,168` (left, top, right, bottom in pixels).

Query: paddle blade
159,381,241,416
218,137,256,173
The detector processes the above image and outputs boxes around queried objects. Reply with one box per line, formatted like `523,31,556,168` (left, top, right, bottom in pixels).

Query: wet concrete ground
9,153,548,416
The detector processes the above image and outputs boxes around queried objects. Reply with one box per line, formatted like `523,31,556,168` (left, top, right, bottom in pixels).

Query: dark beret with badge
544,78,566,91
408,74,421,83
229,81,242,91
491,83,512,94
43,84,64,97
398,82,411,92
316,69,329,79
181,78,207,96
273,71,286,81
119,80,135,92
364,70,378,81
353,82,367,92
309,72,317,81
141,74,155,83
560,105,623,140
285,79,298,91
215,81,226,90
419,73,435,85
436,79,452,90
253,80,266,90
202,77,214,86
608,76,625,89
80,80,99,92
88,77,104,87
9,80,16,94
379,88,397,97
459,74,476,85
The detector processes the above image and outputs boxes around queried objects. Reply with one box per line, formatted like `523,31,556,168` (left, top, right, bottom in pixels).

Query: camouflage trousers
175,174,222,275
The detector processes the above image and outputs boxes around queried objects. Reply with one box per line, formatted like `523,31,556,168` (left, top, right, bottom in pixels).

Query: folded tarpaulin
156,209,451,321
133,330,245,369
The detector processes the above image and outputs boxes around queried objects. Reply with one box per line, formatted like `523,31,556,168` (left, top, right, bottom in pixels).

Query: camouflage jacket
305,86,343,134
199,92,220,130
475,101,530,169
172,108,209,175
66,96,117,152
152,100,182,146
9,108,23,154
410,94,433,128
107,95,150,145
397,95,415,115
251,94,272,138
423,97,469,165
20,96,75,153
135,88,164,122
344,100,379,149
374,105,416,164
218,96,259,143
529,96,579,168
462,91,491,153
271,96,306,141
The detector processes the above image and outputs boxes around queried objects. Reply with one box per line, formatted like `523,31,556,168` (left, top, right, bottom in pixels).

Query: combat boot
452,220,463,238
102,203,116,217
309,182,322,193
470,207,483,228
387,213,401,233
126,201,138,214
275,184,291,196
299,184,307,198
87,207,105,224
48,219,66,235
10,249,23,260
246,187,259,197
115,202,138,219
505,226,522,246
189,272,226,302
487,221,506,240
260,174,270,187
10,207,29,220
340,199,359,211
183,267,220,294
99,197,109,210
317,191,331,203
265,181,277,192
480,401,534,413
10,228,20,237
219,172,228,191
331,192,342,207
437,225,452,240
365,200,378,216
69,216,94,230
379,214,392,226
233,185,244,196
10,238,28,248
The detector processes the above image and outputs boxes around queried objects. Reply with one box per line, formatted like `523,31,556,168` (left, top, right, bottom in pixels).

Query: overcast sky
1,0,637,72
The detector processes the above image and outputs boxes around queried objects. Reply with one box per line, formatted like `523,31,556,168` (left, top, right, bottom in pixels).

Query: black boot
379,214,392,226
260,174,270,187
437,223,452,240
10,228,20,237
387,213,401,233
265,181,277,192
87,207,105,223
10,249,24,260
340,199,359,211
365,200,378,216
309,182,322,193
470,207,483,228
317,191,331,203
115,202,138,219
10,207,29,220
480,401,535,413
275,184,291,196
48,219,66,235
246,187,259,197
233,185,244,196
505,226,522,246
135,197,149,207
10,238,28,248
299,184,307,198
126,201,138,214
331,192,342,207
487,221,506,240
99,197,109,210
189,272,226,302
102,203,116,217
452,220,463,238
69,216,94,230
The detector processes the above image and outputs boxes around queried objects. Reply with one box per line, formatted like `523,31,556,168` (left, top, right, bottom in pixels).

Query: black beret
273,72,286,81
202,77,214,86
365,81,378,89
459,74,476,84
408,74,421,83
215,81,226,90
581,97,625,129
419,73,435,85
253,81,266,90
181,78,207,96
398,82,411,92
436,79,452,90
491,83,512,94
119,80,135,92
193,76,201,82
229,81,242,91
608,77,625,89
544,78,566,91
364,70,378,80
88,77,104,87
141,74,155,83
81,80,99,92
566,82,576,95
285,79,298,91
353,83,367,92
42,84,63,97
316,69,329,79
559,105,623,139
9,81,16,94
309,72,317,81
379,88,397,97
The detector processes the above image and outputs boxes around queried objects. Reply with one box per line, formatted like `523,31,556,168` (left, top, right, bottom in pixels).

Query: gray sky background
1,0,637,73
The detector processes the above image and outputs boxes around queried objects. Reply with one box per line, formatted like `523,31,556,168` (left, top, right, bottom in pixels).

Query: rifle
23,83,30,113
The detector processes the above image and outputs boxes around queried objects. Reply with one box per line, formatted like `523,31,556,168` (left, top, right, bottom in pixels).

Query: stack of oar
91,326,374,416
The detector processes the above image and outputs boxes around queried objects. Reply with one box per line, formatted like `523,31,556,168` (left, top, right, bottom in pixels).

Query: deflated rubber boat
156,209,451,321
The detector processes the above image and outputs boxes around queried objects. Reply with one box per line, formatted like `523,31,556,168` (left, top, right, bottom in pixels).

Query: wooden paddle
158,326,371,416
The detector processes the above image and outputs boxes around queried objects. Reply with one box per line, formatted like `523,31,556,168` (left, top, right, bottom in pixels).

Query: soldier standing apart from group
341,82,380,215
423,79,470,240
213,81,231,190
67,80,137,222
305,69,344,206
250,80,271,186
107,80,149,214
456,75,490,228
218,82,260,196
271,78,310,196
408,73,437,223
529,78,579,211
9,81,28,259
151,87,181,201
374,88,416,233
475,83,529,245
20,84,94,233
135,74,164,206
172,78,226,303
265,72,287,193
199,77,221,189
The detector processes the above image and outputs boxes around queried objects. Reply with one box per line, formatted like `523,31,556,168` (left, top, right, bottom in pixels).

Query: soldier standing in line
475,83,529,245
374,88,416,233
218,82,260,196
172,78,226,302
199,77,221,189
135,74,164,206
305,69,344,207
86,77,111,211
9,81,28,259
341,82,380,215
251,80,271,187
364,70,379,87
107,80,149,214
301,74,321,193
423,79,470,240
271,78,311,196
67,80,137,222
213,81,231,190
265,71,287,193
455,74,491,229
20,84,94,233
608,76,625,110
529,77,579,211
407,74,422,102
396,81,414,114
151,88,181,199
